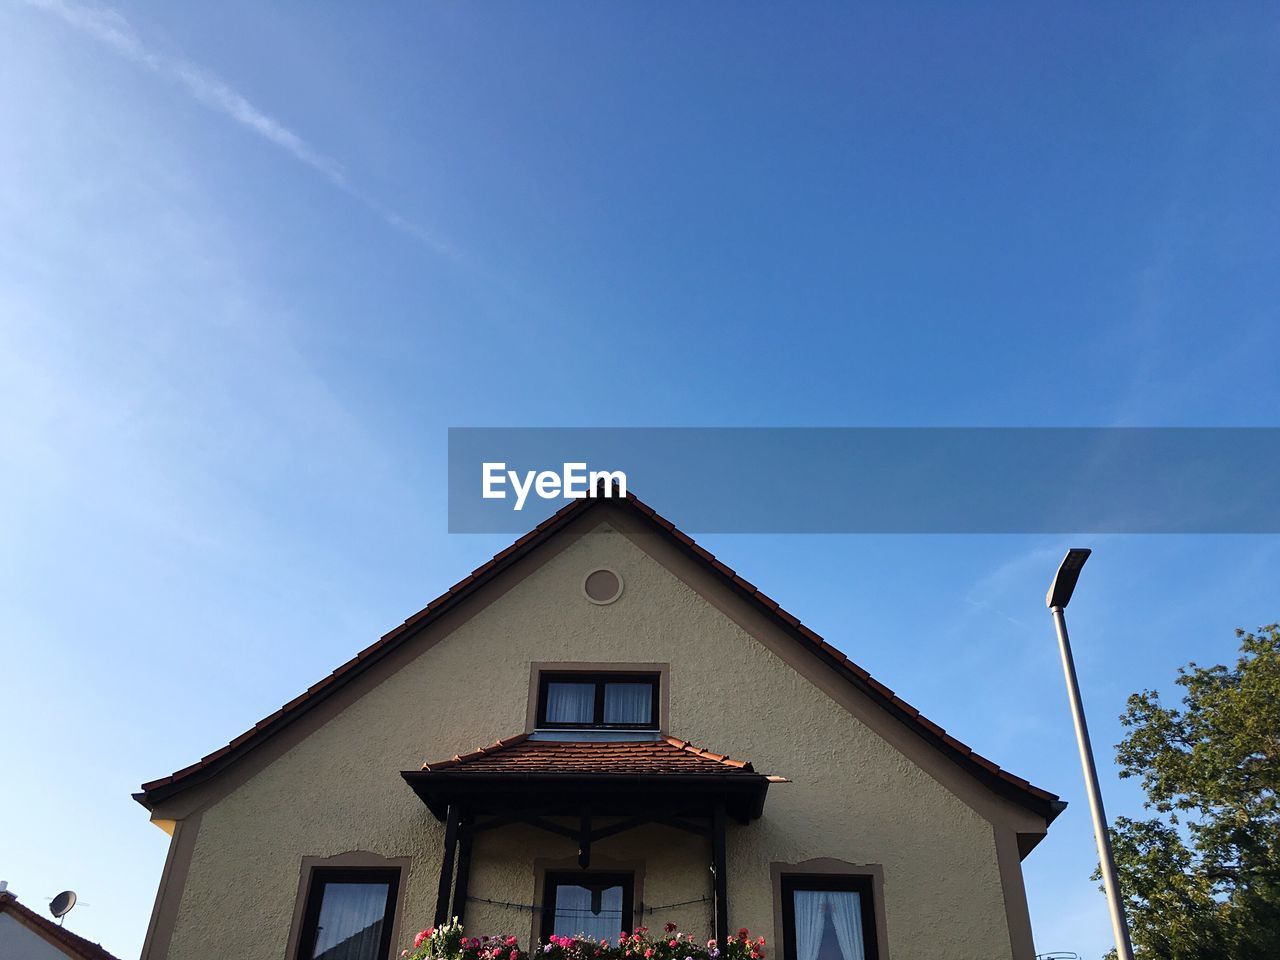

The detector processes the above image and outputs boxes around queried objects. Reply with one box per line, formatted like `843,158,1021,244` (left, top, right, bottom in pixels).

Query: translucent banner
448,427,1280,533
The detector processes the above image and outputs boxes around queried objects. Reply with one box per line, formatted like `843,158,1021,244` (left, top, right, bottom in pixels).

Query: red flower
738,929,750,940
664,923,678,934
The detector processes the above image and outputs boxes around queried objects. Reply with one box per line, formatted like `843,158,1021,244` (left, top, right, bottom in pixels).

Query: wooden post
452,816,473,923
434,804,461,927
579,805,593,869
712,803,728,944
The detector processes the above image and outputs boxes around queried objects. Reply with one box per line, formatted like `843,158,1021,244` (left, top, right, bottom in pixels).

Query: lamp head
1047,548,1091,609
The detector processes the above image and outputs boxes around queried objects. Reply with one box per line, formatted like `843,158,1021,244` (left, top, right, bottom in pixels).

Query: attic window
537,672,658,730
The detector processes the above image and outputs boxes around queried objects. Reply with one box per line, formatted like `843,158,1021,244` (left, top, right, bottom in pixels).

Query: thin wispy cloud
23,0,454,256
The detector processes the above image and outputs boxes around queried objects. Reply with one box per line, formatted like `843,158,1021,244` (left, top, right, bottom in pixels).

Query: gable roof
135,490,1063,823
0,892,121,960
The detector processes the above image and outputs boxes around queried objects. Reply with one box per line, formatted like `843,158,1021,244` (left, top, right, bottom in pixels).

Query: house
134,491,1064,960
0,887,120,960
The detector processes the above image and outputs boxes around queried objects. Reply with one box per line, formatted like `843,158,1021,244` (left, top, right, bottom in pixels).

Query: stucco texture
164,521,1020,960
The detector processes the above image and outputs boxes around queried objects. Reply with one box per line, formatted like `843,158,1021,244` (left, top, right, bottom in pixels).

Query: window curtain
792,890,864,960
552,884,624,942
545,683,595,724
792,891,827,960
826,891,865,960
311,882,389,960
603,683,651,724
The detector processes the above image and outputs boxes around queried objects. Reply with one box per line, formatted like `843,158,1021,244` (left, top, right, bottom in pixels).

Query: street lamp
1046,548,1135,960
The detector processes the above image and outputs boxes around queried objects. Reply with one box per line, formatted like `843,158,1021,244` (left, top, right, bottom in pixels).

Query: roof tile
422,734,763,778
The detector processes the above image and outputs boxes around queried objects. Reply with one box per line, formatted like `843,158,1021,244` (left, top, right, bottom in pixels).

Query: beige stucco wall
157,517,1031,960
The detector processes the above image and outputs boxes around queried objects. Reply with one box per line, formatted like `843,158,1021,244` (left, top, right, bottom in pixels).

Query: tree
1103,624,1280,959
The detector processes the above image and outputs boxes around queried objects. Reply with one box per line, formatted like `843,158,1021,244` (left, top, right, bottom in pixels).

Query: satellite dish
50,891,77,921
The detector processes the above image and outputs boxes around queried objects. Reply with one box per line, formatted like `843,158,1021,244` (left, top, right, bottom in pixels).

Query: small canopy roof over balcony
403,732,782,823
401,732,786,940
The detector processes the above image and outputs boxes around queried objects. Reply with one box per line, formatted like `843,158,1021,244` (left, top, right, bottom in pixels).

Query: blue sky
1,2,1277,958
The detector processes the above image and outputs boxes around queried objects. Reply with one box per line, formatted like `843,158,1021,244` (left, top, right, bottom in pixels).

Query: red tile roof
423,733,774,777
136,488,1062,822
0,892,121,960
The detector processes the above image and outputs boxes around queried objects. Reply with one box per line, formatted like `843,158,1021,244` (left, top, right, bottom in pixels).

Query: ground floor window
540,871,634,942
297,867,400,960
780,875,878,960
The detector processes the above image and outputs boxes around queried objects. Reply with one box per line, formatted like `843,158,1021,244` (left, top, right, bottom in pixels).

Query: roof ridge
424,733,531,771
660,734,753,771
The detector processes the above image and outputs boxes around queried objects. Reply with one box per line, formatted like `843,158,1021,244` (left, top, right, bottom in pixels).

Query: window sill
530,729,663,742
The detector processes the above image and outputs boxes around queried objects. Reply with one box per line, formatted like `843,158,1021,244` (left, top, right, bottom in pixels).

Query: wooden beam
434,804,461,927
653,815,711,837
471,813,521,834
522,814,580,840
578,805,592,869
471,807,558,834
473,811,580,840
452,817,473,923
588,815,653,842
712,802,728,944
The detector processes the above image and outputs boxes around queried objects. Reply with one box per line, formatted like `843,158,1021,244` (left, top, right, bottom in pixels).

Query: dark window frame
536,672,660,730
539,870,635,942
779,874,879,960
295,866,401,960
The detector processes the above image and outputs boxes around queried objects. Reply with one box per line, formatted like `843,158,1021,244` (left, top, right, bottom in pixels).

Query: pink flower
669,941,678,948
415,931,430,949
707,941,717,950
644,950,654,958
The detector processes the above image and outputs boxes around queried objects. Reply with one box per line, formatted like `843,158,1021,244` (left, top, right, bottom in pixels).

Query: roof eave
400,768,774,824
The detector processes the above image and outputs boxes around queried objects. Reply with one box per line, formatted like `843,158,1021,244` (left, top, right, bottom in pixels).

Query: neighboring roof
421,732,776,777
0,892,121,960
136,489,1063,823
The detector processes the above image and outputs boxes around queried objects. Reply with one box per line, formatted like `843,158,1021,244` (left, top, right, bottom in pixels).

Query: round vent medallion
583,568,623,605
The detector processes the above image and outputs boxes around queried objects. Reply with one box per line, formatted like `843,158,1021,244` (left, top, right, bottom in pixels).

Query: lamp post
1046,548,1135,960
